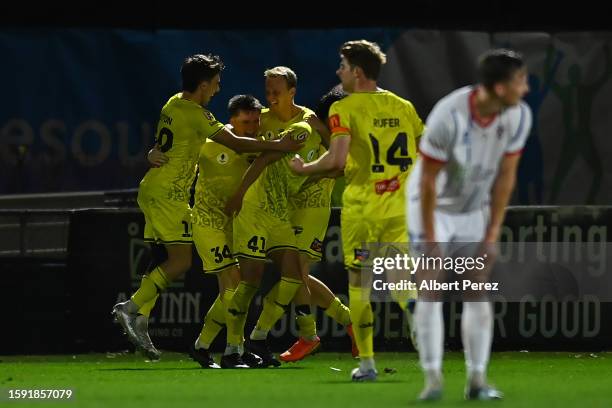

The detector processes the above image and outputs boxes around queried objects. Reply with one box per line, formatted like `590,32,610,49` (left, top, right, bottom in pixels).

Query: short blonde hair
264,66,298,89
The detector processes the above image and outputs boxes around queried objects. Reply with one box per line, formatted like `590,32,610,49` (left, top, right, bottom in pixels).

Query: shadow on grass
98,366,306,371
319,379,405,384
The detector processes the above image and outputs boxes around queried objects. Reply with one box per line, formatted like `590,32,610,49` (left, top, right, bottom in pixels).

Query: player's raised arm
224,151,283,216
211,126,303,153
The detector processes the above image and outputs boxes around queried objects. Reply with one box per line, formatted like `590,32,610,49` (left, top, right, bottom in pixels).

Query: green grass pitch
1,351,610,407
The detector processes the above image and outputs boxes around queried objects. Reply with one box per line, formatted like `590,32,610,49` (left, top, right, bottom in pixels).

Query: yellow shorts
193,222,238,273
233,202,297,260
290,207,331,260
341,205,407,269
138,187,192,245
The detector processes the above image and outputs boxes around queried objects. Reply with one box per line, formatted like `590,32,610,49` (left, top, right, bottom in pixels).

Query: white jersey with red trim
407,86,532,214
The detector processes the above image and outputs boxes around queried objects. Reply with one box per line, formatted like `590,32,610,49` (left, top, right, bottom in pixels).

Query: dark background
1,0,608,31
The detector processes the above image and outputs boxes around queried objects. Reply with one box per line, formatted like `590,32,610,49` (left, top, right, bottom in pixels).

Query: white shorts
407,199,488,244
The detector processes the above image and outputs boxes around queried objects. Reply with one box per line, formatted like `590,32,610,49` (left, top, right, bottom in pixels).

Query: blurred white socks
416,300,493,387
462,301,493,387
415,301,444,377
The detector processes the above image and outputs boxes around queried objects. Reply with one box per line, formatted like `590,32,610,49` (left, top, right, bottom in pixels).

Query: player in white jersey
406,49,532,401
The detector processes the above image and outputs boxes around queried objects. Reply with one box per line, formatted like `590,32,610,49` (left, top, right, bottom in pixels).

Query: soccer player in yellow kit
279,86,357,362
188,95,264,369
226,67,354,365
147,95,267,368
290,40,424,381
112,54,302,360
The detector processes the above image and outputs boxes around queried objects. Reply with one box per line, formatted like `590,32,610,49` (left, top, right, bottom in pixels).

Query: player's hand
477,240,499,272
289,154,306,174
224,192,245,217
276,132,304,152
147,145,169,167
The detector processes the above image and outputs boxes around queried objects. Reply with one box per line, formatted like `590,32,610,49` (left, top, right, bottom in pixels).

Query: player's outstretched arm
484,153,521,243
212,127,303,153
290,134,350,176
224,151,284,216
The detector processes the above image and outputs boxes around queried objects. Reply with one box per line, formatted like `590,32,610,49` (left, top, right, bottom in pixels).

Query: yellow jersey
139,93,224,203
328,90,424,217
258,106,334,212
245,120,321,221
192,139,256,231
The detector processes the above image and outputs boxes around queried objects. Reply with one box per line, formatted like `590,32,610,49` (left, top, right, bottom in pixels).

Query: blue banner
0,28,401,194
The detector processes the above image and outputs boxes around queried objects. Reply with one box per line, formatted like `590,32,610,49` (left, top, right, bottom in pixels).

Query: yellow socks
349,285,374,358
324,296,351,326
296,305,317,340
251,277,303,339
226,282,259,346
196,289,234,349
137,295,159,318
131,266,170,307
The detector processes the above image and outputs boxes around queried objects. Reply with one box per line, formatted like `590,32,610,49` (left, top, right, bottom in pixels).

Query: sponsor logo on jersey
374,176,400,194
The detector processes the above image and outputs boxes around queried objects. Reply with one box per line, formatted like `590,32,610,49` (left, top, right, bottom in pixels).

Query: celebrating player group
112,39,531,401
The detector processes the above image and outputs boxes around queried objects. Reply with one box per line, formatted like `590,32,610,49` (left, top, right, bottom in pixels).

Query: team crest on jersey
217,152,229,164
307,150,316,161
310,238,323,253
497,126,504,139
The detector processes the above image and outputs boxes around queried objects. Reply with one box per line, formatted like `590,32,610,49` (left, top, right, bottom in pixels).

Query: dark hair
227,94,264,117
478,49,525,90
340,40,387,80
315,85,348,123
181,54,224,92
